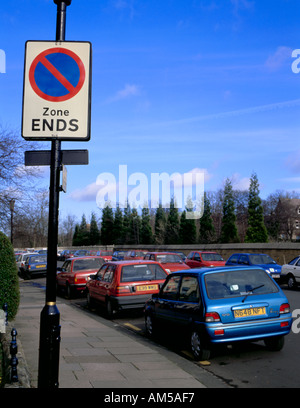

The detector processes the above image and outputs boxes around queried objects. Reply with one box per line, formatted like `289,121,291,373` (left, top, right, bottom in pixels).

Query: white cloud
265,46,293,72
106,84,140,103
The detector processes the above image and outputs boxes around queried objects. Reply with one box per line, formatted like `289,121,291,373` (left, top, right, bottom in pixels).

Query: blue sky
1,0,300,222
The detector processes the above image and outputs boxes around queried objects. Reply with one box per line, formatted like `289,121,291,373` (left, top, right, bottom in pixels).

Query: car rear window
156,254,182,263
202,253,223,261
73,258,104,271
204,269,278,300
30,255,47,263
121,264,167,282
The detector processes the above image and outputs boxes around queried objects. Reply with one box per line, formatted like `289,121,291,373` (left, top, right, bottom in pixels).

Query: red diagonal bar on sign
40,56,75,93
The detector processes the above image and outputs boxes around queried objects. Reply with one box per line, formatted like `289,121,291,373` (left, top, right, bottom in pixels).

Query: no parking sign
22,41,91,141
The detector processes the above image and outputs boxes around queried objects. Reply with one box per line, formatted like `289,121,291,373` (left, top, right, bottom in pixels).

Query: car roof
169,265,266,277
68,256,104,261
107,260,161,265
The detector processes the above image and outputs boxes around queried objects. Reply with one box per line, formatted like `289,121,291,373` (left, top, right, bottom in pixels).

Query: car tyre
287,274,296,290
145,314,156,338
87,291,96,311
65,283,73,299
264,335,285,351
105,298,115,319
190,330,211,360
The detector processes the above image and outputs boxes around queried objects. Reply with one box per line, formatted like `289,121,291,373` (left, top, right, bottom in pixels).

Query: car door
88,264,107,301
95,264,116,305
154,275,181,325
57,260,71,287
174,275,202,327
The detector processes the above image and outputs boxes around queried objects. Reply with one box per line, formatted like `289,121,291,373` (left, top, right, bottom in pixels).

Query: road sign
22,41,91,141
24,149,89,166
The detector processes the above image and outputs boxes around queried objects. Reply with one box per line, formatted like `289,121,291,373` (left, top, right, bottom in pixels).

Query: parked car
280,255,300,289
86,260,168,317
21,254,47,279
225,253,281,281
185,251,225,268
125,250,148,260
56,256,105,298
112,250,128,261
144,266,292,360
88,250,113,261
57,249,77,261
74,249,91,257
16,252,38,275
143,252,191,273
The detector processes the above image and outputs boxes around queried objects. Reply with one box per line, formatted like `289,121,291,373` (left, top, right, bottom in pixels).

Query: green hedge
0,232,19,320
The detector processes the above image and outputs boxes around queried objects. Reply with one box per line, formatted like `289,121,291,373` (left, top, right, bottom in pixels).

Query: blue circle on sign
34,53,80,97
29,47,86,102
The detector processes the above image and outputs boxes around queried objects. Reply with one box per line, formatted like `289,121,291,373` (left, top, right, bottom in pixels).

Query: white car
16,252,37,274
281,255,300,289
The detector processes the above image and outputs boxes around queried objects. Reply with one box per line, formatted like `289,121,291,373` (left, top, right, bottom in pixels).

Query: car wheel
105,298,115,319
145,314,156,337
287,274,296,290
264,335,285,351
87,291,96,311
65,283,73,299
190,330,210,360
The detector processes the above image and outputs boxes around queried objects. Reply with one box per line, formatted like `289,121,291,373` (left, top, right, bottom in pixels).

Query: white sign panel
22,41,91,141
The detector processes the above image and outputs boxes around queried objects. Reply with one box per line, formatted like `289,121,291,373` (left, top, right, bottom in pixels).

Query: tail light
116,286,131,294
280,303,290,314
205,312,221,322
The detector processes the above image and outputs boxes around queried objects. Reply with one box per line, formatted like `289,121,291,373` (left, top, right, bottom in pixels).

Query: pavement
4,279,228,389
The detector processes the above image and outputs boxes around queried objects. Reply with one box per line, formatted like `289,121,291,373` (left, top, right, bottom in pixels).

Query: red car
89,250,113,261
143,252,191,273
86,260,168,317
56,256,105,298
185,251,225,268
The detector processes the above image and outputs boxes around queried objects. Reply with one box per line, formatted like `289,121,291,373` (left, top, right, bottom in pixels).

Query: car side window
150,254,156,261
144,254,150,260
296,259,300,267
160,276,181,300
194,253,201,261
238,255,249,265
65,262,72,273
97,265,107,280
179,276,200,303
103,265,115,282
187,252,194,260
229,255,239,264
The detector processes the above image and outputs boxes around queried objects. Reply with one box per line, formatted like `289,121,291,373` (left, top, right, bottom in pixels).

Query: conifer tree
199,192,215,243
89,212,100,245
140,205,153,244
245,173,268,243
154,203,166,244
113,204,124,245
100,205,114,245
220,179,239,243
165,198,180,244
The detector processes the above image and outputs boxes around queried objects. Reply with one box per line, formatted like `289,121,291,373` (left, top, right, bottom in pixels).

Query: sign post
21,0,91,388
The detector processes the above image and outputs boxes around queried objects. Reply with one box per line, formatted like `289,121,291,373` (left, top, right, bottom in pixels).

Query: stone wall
56,243,300,266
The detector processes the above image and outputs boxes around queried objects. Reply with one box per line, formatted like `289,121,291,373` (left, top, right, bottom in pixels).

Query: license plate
272,274,280,279
36,264,46,268
234,307,266,318
136,284,158,292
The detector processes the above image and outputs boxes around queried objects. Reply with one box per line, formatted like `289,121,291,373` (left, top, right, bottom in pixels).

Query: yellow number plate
234,307,266,318
136,284,158,292
36,264,46,268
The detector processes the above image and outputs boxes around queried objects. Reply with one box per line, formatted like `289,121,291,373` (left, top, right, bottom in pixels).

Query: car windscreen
30,255,47,263
248,254,276,265
204,269,278,300
202,253,224,261
156,254,182,263
73,258,104,271
121,264,167,282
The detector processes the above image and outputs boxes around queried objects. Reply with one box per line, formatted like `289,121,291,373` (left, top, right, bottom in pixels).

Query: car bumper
206,316,292,343
111,294,154,311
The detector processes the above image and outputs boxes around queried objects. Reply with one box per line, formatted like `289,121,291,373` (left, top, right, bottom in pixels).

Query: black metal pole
37,0,71,389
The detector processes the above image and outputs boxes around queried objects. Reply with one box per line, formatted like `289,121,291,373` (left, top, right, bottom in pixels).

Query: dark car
21,254,47,279
144,267,292,360
112,250,128,261
225,253,281,281
74,249,91,257
58,249,77,261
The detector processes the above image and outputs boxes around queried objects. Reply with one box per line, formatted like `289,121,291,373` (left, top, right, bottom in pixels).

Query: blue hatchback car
225,253,281,281
21,254,47,280
144,267,292,360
